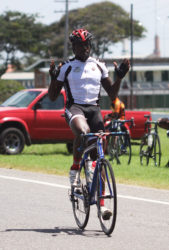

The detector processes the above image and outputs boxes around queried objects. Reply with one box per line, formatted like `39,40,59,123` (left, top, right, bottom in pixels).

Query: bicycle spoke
116,136,132,164
107,136,118,163
152,134,161,166
71,167,90,229
140,137,149,166
97,159,117,235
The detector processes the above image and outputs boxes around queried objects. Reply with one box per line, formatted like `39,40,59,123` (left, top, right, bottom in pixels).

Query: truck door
31,93,73,141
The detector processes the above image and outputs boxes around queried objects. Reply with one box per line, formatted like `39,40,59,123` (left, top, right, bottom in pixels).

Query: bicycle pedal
68,189,74,202
74,187,82,194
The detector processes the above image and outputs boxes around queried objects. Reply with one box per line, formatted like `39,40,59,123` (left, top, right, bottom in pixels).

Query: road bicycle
140,115,161,166
106,118,134,165
69,131,124,235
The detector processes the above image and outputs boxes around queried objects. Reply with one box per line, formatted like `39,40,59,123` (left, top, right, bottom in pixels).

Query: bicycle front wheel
107,136,119,164
140,136,149,166
97,158,117,235
72,167,90,229
117,136,132,165
152,134,161,166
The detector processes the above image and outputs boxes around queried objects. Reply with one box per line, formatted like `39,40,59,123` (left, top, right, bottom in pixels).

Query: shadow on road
4,227,105,237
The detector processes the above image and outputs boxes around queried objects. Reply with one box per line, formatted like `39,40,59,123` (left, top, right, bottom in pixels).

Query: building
102,57,169,109
1,72,34,88
1,57,169,110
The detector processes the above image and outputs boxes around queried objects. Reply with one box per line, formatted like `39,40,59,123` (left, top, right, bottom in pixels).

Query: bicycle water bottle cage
148,134,153,147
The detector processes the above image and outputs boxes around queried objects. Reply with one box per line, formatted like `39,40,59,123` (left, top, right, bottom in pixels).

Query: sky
1,0,169,58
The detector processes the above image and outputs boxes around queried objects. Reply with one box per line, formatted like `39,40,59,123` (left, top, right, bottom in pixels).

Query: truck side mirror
33,102,42,110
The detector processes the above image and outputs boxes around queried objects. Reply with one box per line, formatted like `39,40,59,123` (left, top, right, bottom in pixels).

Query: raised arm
48,60,64,101
101,59,130,101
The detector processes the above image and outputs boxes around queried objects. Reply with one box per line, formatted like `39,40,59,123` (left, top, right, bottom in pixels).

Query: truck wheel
0,128,25,155
66,143,73,154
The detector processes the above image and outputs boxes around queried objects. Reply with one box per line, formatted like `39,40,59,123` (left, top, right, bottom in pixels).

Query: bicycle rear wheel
97,158,117,235
71,167,90,229
140,136,149,166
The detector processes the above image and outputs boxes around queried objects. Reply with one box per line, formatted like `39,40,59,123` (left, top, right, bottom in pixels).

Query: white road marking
118,194,169,206
0,174,169,206
0,174,68,189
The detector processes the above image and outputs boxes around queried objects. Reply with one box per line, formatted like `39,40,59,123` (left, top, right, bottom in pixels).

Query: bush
0,79,24,103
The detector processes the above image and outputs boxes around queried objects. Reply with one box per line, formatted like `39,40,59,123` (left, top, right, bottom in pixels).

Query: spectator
104,97,130,152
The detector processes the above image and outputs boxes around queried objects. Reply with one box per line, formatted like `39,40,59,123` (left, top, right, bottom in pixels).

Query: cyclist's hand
49,59,62,80
113,59,130,79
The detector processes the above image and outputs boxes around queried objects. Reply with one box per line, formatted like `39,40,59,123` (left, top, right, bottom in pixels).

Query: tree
0,79,24,103
0,11,47,76
48,1,146,58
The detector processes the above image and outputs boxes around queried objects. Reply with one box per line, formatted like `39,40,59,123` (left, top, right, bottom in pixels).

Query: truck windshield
0,90,41,107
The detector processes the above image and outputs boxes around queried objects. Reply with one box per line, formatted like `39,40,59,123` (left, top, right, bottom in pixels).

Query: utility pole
130,3,134,110
55,0,78,60
64,0,69,60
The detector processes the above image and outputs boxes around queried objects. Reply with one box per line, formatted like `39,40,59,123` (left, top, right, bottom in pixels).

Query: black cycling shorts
65,103,105,132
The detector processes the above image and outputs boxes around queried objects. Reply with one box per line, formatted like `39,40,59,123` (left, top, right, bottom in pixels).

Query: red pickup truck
0,88,151,155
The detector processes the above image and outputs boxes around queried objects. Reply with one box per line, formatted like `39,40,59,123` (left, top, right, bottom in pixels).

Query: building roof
107,65,169,71
1,72,34,80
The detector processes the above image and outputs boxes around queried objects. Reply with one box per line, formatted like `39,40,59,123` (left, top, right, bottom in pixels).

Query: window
1,90,41,107
129,71,137,82
38,93,64,110
162,71,169,81
145,71,153,82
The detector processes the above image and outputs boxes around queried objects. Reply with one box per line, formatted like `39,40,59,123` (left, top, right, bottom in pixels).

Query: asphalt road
0,168,169,250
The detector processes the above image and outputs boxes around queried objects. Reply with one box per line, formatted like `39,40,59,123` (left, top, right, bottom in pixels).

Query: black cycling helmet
69,28,93,43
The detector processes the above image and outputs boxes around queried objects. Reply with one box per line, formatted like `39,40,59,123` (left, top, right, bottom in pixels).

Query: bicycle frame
144,119,159,148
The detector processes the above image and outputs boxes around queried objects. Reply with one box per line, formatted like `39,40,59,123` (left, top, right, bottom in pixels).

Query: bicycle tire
152,134,161,166
97,158,117,235
71,167,90,229
107,136,119,164
117,136,132,165
140,135,149,166
126,137,132,164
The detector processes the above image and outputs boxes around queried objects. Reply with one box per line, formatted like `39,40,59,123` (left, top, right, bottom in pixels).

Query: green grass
0,128,168,190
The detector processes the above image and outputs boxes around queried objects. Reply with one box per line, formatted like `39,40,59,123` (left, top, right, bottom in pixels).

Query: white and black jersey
57,57,109,106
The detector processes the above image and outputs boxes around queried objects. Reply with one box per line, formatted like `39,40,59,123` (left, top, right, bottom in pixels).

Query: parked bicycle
140,115,161,166
69,131,123,235
105,118,134,165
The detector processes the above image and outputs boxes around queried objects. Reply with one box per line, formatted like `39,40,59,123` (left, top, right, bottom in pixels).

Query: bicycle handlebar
144,114,158,126
146,120,158,125
78,131,126,152
144,114,151,119
85,131,126,137
111,117,135,128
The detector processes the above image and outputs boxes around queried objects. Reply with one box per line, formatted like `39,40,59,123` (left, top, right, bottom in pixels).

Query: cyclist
104,97,130,152
48,28,130,219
